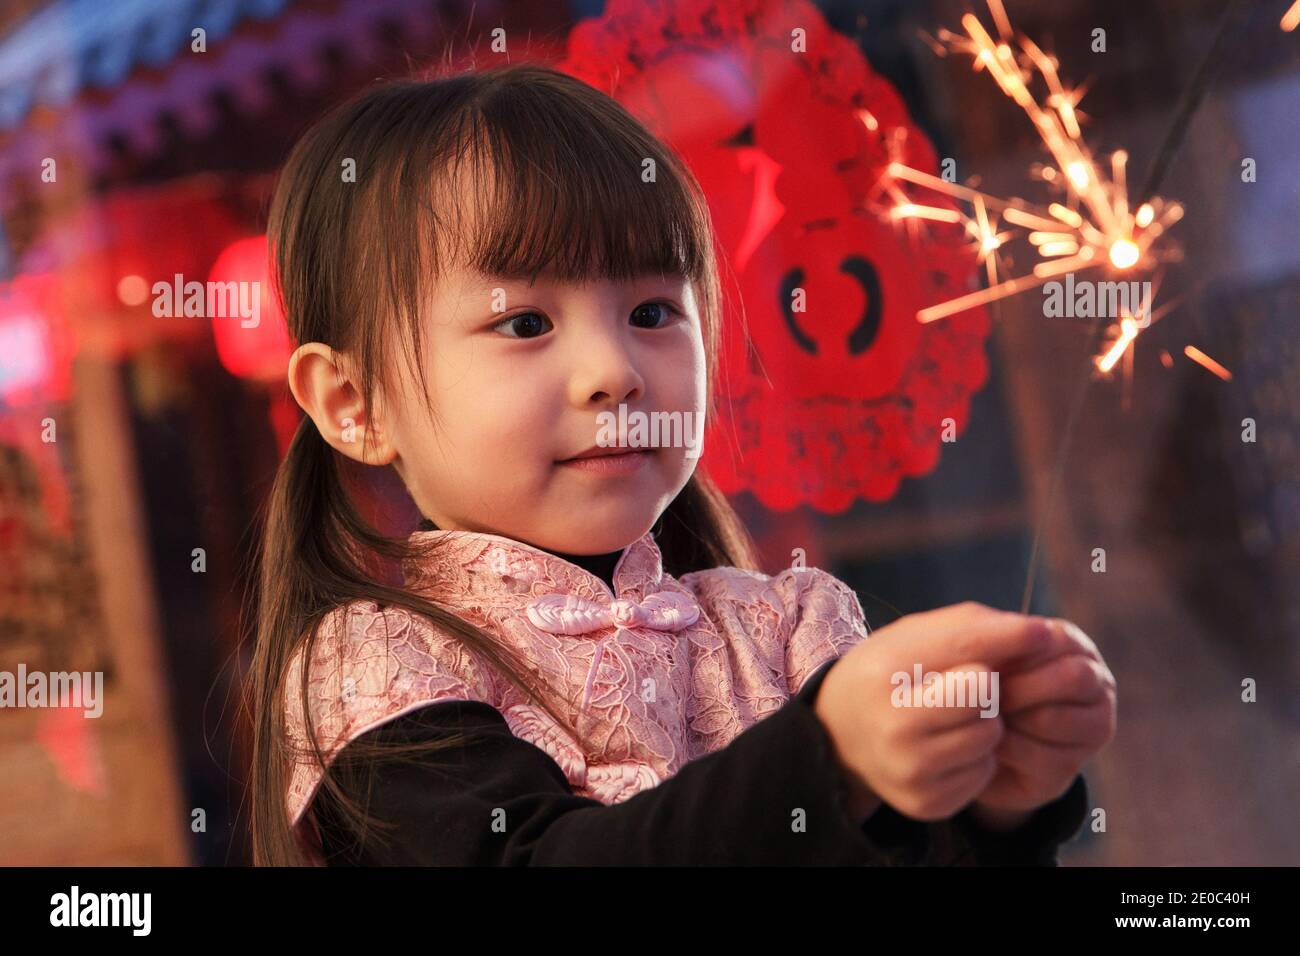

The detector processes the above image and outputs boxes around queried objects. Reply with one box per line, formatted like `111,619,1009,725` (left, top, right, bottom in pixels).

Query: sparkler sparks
875,0,1230,383
1283,1,1300,32
888,2,1244,616
1096,317,1141,375
1184,345,1233,381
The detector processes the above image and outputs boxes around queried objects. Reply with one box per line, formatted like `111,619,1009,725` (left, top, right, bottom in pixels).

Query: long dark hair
249,62,761,866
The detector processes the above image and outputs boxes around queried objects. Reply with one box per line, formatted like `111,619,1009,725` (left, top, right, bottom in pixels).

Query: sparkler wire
1018,2,1249,613
1020,314,1104,613
1137,0,1256,202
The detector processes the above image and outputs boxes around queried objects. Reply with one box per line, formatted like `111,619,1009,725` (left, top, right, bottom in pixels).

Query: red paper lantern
0,272,76,534
561,0,991,511
0,272,74,406
207,235,294,384
20,185,243,359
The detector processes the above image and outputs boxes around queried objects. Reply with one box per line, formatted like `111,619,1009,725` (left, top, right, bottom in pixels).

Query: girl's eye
491,301,680,337
630,301,679,329
492,311,553,339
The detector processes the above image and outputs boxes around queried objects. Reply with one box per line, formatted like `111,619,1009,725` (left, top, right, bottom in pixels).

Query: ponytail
248,416,583,865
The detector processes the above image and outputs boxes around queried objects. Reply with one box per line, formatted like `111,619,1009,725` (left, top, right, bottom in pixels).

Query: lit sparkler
886,1,1245,615
874,0,1229,383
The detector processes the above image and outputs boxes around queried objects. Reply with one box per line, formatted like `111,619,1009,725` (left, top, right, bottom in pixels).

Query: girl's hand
969,619,1116,817
814,602,1054,822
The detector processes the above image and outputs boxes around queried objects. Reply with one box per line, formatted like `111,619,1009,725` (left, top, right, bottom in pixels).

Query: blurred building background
0,0,1295,865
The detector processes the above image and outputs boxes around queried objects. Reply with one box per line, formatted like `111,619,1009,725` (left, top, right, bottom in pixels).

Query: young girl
250,63,1114,866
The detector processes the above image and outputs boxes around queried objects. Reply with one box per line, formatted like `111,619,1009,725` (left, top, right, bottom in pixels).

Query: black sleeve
851,770,1090,866
313,657,911,865
312,658,1087,866
938,771,1090,865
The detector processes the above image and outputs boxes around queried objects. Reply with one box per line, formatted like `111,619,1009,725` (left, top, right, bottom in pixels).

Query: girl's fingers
914,712,1004,774
907,754,999,821
939,752,999,795
1008,618,1100,672
993,724,1093,779
1051,618,1104,665
999,652,1114,714
998,618,1107,678
1003,699,1115,749
896,603,1055,671
892,662,1003,734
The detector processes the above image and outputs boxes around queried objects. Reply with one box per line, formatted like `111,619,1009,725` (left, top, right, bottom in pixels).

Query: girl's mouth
556,449,653,475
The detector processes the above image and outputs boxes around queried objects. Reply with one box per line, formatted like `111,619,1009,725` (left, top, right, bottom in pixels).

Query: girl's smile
556,448,656,475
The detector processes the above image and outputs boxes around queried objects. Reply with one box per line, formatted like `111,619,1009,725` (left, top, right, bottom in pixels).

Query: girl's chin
536,503,662,547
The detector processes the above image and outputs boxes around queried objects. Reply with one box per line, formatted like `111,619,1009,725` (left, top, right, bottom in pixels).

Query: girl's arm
310,658,1087,866
312,657,893,865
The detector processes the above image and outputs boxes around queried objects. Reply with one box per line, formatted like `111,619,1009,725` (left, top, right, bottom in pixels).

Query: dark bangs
269,63,724,432
430,66,716,289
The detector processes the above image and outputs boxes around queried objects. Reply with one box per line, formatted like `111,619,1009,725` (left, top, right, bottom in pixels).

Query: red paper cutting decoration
560,0,990,511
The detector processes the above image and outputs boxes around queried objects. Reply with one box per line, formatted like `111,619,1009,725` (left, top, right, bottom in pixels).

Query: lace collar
400,526,667,607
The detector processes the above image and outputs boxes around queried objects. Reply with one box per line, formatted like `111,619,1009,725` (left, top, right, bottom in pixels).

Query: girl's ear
287,342,398,466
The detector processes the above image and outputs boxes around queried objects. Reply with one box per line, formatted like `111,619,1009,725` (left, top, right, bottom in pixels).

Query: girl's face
383,266,707,555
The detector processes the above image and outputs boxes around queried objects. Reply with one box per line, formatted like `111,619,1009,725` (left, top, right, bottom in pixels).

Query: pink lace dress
283,526,868,832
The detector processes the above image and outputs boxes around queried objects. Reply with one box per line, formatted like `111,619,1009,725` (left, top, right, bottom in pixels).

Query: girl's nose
568,335,646,409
